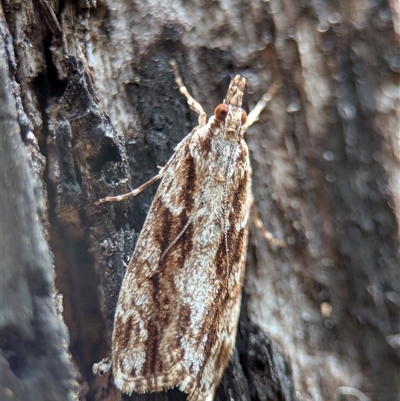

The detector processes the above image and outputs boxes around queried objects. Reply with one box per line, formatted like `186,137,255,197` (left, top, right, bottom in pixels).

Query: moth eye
241,110,247,125
214,104,229,122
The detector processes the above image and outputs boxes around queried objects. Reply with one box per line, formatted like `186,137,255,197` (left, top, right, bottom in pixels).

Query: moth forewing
108,63,275,401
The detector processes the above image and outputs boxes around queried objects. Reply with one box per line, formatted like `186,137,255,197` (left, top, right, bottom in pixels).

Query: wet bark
0,1,398,401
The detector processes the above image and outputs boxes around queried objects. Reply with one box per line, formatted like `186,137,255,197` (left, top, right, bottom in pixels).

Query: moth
98,61,280,401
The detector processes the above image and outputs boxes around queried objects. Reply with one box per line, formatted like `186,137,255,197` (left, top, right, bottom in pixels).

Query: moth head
211,75,248,141
224,75,246,107
213,103,247,141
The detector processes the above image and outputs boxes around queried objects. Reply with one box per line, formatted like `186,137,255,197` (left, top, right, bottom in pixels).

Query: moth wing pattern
112,123,252,399
109,66,273,401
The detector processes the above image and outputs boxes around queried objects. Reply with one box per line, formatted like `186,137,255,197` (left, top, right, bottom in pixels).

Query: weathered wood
1,0,398,400
0,11,76,400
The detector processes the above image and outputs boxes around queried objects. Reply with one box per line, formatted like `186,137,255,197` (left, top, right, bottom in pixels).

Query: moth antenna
160,215,194,261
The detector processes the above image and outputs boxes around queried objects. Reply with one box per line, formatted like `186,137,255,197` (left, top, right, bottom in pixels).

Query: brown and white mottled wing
112,123,252,401
111,132,197,391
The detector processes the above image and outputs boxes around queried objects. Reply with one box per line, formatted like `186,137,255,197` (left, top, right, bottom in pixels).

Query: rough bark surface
0,1,399,401
0,18,76,401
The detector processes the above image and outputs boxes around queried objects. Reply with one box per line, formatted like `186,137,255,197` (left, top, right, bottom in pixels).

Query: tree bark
0,13,76,401
0,1,398,401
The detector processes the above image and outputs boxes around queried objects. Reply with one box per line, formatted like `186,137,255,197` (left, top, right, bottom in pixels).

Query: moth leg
95,170,165,205
242,81,281,133
169,60,207,128
251,203,285,247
